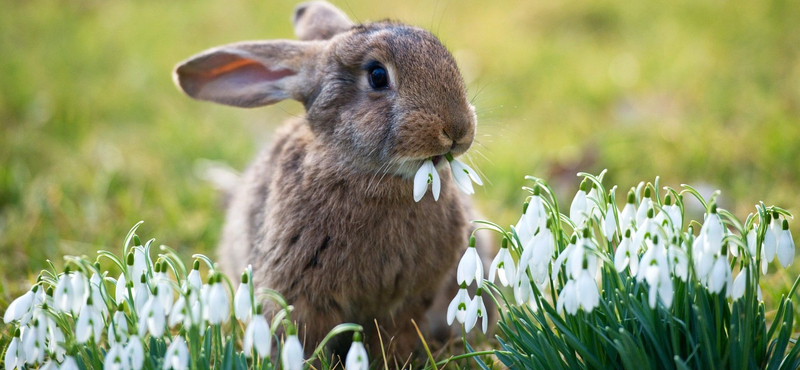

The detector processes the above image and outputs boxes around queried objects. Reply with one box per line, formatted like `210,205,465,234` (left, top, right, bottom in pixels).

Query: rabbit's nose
443,117,474,146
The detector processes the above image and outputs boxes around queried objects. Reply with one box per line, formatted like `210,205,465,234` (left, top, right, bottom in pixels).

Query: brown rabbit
174,1,489,360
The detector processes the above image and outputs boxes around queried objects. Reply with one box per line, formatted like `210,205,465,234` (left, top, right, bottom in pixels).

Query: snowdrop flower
110,309,129,345
163,336,189,370
243,312,271,358
88,273,109,318
282,335,304,370
104,343,129,370
636,187,653,226
551,237,576,282
603,203,617,242
138,290,166,338
764,213,781,262
115,273,130,306
614,229,639,276
168,295,196,329
446,153,482,195
127,336,145,370
619,190,637,229
464,289,488,334
61,356,80,370
515,186,547,246
54,268,86,314
4,329,24,370
129,247,149,291
707,254,733,296
557,279,579,315
663,194,683,230
488,238,515,287
637,236,674,308
777,219,795,268
46,319,66,362
76,297,104,344
234,270,253,323
206,275,230,325
3,286,37,323
39,360,58,370
413,159,440,202
133,273,151,313
731,267,763,301
22,313,47,365
668,243,690,282
154,262,174,313
186,260,203,292
446,283,470,325
513,271,534,308
457,237,484,287
345,333,369,370
518,220,556,287
632,208,655,249
569,180,589,227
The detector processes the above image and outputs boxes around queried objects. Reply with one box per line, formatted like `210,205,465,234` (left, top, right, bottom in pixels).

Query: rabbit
173,0,492,360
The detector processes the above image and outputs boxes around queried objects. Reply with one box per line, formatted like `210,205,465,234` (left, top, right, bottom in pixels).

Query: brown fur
174,1,490,360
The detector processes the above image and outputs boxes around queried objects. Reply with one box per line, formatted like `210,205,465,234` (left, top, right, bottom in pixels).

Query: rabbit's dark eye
367,64,389,90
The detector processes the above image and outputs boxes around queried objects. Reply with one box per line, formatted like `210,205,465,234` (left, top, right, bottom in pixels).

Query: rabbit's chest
259,172,467,317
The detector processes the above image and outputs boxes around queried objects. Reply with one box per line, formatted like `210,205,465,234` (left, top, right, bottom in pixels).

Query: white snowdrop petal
282,335,305,370
777,229,795,268
345,341,369,370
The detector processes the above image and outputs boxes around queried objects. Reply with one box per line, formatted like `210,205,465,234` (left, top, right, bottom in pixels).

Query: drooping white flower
22,313,47,365
513,271,534,308
3,287,36,324
448,156,482,195
126,335,145,370
518,221,556,287
551,240,576,282
345,334,369,370
54,270,83,314
138,292,166,338
637,237,673,308
777,219,795,268
46,319,66,362
557,279,579,315
129,247,149,291
663,195,683,230
75,298,104,344
206,276,230,325
243,313,271,358
603,204,617,242
667,245,689,282
88,273,109,319
764,213,782,262
115,273,130,306
619,190,637,229
488,240,515,287
234,271,253,323
104,343,130,370
4,331,24,370
282,335,305,370
635,188,653,226
464,290,488,334
456,237,483,288
569,180,589,227
163,336,189,370
446,284,470,325
732,267,760,301
614,229,639,276
706,255,732,296
168,295,190,328
413,159,440,202
186,261,203,292
110,310,129,345
154,263,174,313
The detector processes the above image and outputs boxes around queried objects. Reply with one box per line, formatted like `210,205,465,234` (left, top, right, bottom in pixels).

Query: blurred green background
1,0,799,310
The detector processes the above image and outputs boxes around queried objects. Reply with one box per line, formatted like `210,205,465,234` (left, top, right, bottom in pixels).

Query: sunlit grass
1,0,799,336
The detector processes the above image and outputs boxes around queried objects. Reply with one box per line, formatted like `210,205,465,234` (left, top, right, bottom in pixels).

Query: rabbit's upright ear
173,40,322,108
292,1,354,41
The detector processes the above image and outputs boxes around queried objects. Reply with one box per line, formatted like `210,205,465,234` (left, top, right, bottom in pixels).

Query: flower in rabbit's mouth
413,153,481,202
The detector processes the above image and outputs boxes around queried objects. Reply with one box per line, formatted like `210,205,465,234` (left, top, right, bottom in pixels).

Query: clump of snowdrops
2,222,367,370
446,171,800,369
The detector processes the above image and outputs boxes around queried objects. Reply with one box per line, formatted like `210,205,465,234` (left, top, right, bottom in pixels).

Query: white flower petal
777,228,795,268
282,335,304,370
345,340,369,370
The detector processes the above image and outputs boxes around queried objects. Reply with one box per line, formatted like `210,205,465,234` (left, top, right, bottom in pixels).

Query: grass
1,0,799,334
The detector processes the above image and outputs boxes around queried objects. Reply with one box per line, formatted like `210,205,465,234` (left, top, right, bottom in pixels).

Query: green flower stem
122,220,144,258
309,323,363,360
192,253,216,271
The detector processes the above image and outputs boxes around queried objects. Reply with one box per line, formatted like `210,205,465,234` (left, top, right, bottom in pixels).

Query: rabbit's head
174,1,476,177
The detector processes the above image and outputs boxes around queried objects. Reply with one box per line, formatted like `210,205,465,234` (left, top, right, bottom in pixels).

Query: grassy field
1,0,799,326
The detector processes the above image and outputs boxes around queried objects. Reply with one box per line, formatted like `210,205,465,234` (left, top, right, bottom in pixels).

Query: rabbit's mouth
431,155,445,167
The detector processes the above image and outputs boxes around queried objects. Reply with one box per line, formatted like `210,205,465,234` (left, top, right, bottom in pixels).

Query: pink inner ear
177,53,296,103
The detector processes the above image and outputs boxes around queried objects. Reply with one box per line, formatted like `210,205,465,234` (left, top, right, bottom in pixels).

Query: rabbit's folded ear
173,40,322,108
293,1,354,41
